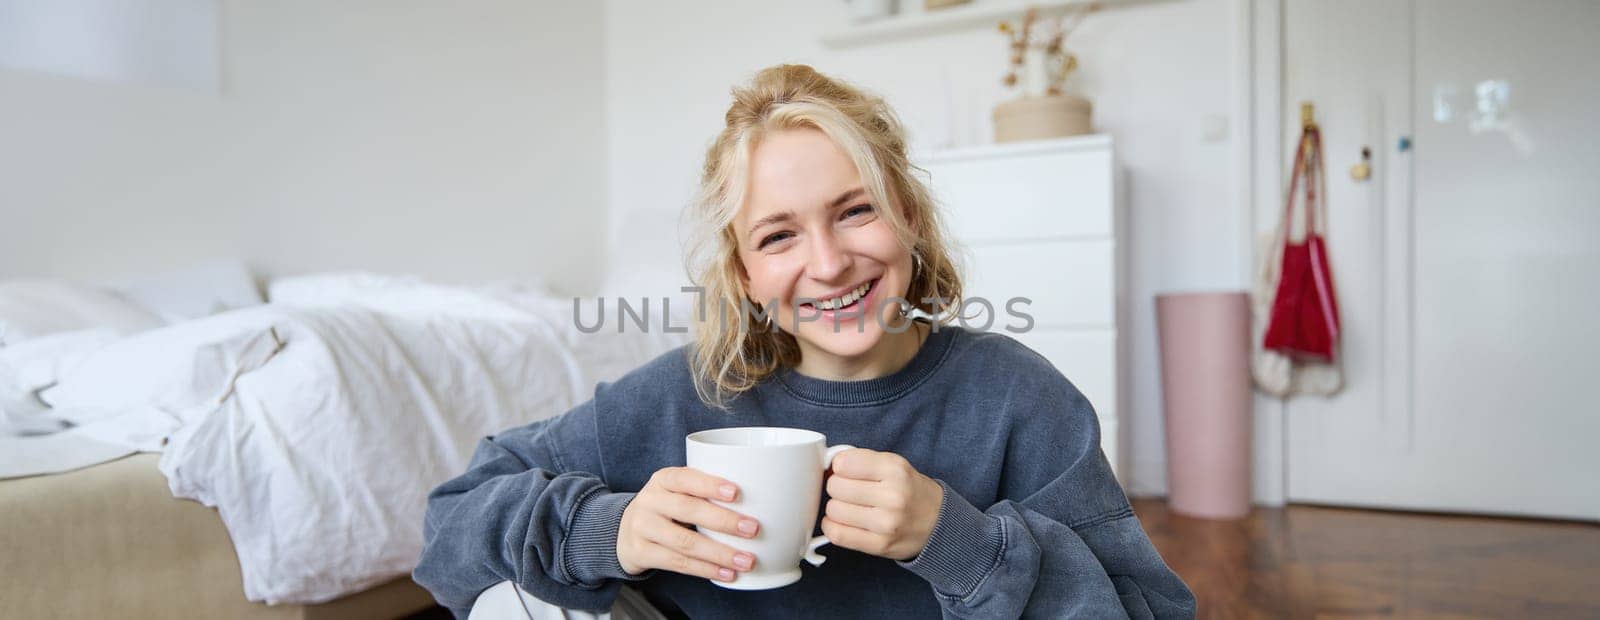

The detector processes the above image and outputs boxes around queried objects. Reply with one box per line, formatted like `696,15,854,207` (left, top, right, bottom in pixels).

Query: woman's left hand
820,448,945,562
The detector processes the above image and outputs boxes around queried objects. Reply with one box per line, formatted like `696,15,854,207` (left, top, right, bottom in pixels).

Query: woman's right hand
617,467,761,583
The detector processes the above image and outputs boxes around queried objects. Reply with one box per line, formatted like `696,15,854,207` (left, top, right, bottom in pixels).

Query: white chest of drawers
915,135,1126,482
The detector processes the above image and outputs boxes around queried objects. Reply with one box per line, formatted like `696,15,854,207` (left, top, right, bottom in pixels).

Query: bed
0,454,434,618
0,269,690,618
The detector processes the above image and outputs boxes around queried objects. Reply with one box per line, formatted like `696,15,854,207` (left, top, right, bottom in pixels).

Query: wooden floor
1133,498,1600,619
409,500,1600,618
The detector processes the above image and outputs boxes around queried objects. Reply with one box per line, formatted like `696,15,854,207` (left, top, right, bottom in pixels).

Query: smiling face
734,128,916,374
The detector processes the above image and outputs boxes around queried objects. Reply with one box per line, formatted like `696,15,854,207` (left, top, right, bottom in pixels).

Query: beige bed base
1,453,437,619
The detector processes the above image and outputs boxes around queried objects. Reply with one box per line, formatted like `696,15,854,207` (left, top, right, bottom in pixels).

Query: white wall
603,0,1249,496
1,0,1253,496
0,0,220,92
0,0,607,295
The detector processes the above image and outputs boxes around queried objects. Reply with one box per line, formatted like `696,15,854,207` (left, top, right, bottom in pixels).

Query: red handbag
1263,125,1342,361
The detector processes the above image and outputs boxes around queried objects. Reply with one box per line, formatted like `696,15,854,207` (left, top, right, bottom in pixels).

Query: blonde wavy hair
683,64,964,411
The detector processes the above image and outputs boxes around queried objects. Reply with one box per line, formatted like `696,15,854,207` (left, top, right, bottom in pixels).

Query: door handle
1351,147,1372,181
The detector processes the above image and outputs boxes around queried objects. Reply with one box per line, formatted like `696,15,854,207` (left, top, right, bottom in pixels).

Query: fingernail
720,484,737,500
718,568,735,581
734,553,753,570
738,519,758,535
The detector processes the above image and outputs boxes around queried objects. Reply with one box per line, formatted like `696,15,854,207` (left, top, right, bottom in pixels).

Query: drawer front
1004,328,1118,426
921,147,1112,243
960,240,1114,330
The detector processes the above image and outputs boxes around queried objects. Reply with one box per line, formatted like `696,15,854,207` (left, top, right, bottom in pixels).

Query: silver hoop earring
911,250,925,276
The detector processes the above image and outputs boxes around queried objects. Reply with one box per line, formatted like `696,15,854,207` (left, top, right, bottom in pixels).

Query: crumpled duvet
33,278,689,604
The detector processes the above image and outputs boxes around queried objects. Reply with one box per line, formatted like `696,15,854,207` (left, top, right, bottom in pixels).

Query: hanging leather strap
1282,126,1327,241
1260,123,1332,298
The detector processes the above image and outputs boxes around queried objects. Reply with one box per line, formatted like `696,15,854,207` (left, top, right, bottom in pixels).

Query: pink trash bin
1155,291,1252,519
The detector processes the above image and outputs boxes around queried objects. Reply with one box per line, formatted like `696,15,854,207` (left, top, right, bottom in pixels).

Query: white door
1281,0,1600,520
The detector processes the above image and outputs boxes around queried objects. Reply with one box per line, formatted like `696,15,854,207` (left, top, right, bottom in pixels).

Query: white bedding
5,274,690,604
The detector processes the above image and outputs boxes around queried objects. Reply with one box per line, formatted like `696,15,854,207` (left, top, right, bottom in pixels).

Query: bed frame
0,454,436,618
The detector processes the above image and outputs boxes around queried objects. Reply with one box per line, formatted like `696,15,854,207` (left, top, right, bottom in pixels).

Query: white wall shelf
821,0,1118,49
916,133,1111,164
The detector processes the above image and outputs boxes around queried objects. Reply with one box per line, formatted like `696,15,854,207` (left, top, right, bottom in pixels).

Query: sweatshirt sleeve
895,371,1196,619
411,396,654,618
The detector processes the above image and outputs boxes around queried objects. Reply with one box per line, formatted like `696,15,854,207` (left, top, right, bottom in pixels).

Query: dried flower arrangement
998,4,1097,96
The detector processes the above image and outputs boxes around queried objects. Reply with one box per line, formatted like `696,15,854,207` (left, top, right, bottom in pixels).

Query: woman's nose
806,230,853,282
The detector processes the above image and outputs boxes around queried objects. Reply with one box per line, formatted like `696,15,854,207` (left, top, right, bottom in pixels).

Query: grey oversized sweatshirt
413,324,1196,618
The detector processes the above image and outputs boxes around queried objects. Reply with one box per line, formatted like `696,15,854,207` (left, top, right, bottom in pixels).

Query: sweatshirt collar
775,323,959,407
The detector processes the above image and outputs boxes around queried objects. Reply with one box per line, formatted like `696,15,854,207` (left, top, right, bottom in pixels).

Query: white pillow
103,259,264,324
0,280,165,347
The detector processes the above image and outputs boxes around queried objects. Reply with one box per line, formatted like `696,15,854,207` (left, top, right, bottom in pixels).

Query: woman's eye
758,231,792,249
843,204,874,219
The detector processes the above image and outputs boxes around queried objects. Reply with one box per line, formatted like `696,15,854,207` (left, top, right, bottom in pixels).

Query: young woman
414,64,1195,619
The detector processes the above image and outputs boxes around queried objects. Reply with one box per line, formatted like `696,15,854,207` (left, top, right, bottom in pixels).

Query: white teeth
816,281,872,311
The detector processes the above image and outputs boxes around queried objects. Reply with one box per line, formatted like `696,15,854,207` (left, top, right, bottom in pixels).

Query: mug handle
804,444,855,567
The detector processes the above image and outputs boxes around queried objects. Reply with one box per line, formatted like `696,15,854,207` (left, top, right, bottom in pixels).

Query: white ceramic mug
684,426,855,590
